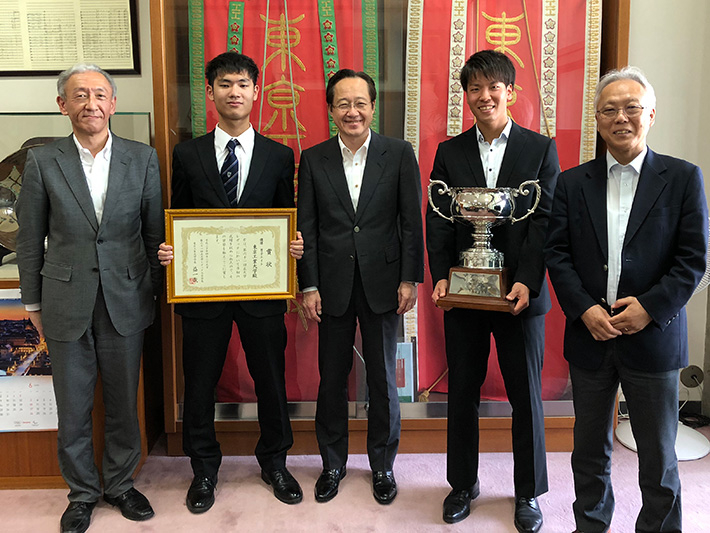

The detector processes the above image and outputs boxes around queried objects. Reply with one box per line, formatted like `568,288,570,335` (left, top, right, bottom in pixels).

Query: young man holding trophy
426,50,559,533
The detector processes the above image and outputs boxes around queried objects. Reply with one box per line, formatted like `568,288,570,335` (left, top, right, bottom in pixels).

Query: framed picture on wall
0,0,140,76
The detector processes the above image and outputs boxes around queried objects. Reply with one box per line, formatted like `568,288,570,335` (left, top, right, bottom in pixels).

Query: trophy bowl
427,179,541,311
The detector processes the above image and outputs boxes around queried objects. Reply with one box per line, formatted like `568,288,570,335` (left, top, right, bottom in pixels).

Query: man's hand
581,304,622,341
158,242,173,266
431,279,452,311
609,296,652,335
397,282,417,315
506,282,530,316
303,290,322,323
289,231,304,260
28,310,44,339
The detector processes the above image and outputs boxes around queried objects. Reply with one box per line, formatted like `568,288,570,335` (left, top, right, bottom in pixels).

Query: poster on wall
0,289,57,432
0,0,140,75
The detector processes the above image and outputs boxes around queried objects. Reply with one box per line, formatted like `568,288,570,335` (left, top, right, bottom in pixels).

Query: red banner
414,0,594,401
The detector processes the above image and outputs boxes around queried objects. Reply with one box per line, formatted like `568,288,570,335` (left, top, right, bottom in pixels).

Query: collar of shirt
605,146,647,178
475,118,512,145
337,129,372,160
476,119,511,188
214,123,255,161
337,130,371,211
72,131,113,166
214,124,255,202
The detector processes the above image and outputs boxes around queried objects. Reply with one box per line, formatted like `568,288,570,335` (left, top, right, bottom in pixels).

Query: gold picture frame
165,208,296,304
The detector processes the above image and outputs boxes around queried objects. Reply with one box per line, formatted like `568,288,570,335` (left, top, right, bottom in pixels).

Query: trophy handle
427,179,455,222
510,180,541,224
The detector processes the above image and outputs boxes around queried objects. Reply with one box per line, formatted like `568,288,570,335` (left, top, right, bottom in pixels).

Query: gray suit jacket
16,134,164,341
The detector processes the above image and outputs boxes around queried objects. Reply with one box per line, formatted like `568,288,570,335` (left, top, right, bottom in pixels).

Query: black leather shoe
103,487,154,521
442,481,480,524
186,475,217,514
372,470,397,504
60,501,96,533
314,466,347,503
261,468,303,504
514,496,543,533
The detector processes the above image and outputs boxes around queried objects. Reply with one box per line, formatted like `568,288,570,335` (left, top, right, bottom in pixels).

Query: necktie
221,138,240,206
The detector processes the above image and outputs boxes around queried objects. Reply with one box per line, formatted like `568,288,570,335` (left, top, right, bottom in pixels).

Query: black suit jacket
170,129,295,318
426,122,560,316
545,149,708,372
297,132,424,316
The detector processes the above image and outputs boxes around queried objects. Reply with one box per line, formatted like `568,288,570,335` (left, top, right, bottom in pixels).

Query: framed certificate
165,208,297,304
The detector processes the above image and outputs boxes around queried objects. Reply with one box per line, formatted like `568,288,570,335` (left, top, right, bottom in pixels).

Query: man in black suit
426,51,559,532
297,69,424,504
158,52,304,513
545,66,707,533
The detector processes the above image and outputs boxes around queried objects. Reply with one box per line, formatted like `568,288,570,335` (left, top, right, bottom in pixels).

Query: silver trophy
427,180,541,311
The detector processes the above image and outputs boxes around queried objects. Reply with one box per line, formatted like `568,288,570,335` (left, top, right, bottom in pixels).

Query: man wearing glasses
297,69,424,505
545,66,707,532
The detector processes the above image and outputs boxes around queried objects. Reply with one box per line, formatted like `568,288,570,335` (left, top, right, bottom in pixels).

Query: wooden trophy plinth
436,266,512,312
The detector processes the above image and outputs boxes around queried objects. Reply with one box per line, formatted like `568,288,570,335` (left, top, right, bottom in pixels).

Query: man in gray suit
16,64,163,533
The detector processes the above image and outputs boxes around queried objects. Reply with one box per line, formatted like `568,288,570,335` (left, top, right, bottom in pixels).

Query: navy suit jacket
426,122,560,316
297,132,424,316
545,149,708,372
170,129,295,319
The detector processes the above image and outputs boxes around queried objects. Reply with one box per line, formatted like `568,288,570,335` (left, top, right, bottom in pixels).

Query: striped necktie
221,138,240,206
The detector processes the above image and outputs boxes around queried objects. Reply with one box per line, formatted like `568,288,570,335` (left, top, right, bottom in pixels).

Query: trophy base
436,266,512,312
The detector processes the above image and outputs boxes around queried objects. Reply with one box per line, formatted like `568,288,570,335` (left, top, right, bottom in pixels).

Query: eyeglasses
596,104,646,120
333,101,372,112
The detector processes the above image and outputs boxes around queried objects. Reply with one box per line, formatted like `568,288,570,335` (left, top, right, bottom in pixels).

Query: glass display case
149,0,626,455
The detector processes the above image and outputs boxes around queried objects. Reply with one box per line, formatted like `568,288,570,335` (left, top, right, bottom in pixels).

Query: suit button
354,226,360,233
601,298,607,304
92,267,99,272
349,255,355,261
603,264,608,271
97,239,104,244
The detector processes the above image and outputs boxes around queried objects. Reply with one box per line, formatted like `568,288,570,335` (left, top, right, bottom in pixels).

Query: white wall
0,0,153,117
629,0,710,403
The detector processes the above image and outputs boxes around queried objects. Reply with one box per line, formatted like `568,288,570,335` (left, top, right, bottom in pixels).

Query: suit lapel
581,156,609,260
625,149,667,245
238,132,266,207
99,135,129,230
196,131,231,207
497,122,525,188
355,132,385,221
55,136,99,231
461,128,487,187
322,137,356,220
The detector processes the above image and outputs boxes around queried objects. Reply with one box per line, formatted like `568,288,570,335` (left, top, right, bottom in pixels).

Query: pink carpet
5,430,710,532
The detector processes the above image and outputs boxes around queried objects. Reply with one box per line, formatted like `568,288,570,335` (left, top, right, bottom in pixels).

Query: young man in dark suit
158,52,304,513
17,64,163,533
297,69,424,505
426,50,559,532
545,66,707,533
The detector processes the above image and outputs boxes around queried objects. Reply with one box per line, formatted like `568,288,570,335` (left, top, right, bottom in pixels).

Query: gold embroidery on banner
540,0,558,137
581,0,602,163
447,0,468,137
403,0,424,341
260,13,306,71
482,11,525,67
262,75,306,143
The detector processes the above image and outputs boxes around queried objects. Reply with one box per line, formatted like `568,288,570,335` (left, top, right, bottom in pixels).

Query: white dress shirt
214,124,255,203
476,119,512,188
74,132,112,225
606,147,647,305
338,130,371,211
